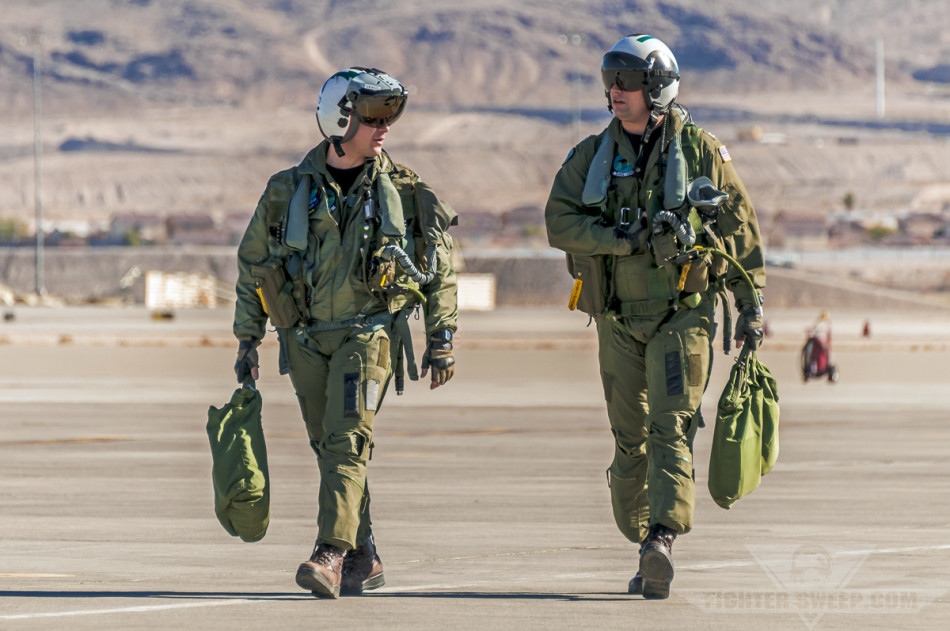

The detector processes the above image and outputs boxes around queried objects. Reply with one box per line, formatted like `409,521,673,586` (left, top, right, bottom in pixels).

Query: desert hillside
1,0,949,238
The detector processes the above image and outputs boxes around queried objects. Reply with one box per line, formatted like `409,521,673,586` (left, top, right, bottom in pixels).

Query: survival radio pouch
250,260,303,328
566,254,605,316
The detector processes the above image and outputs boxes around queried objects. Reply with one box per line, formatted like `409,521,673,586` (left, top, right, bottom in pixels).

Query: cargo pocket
251,261,303,328
647,327,694,420
682,254,710,293
614,254,650,302
567,254,605,316
682,326,711,411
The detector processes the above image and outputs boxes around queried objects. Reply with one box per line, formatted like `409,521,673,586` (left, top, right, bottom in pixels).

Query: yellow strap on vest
568,279,583,311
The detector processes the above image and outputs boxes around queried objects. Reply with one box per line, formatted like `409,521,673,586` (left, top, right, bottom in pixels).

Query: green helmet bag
708,346,780,509
207,382,270,542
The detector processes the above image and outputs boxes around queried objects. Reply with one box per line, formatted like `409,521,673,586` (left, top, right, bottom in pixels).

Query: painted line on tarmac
0,595,308,621
0,599,257,621
3,544,948,620
0,437,133,446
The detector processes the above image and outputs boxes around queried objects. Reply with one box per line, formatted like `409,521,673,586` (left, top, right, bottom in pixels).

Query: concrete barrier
1,247,946,310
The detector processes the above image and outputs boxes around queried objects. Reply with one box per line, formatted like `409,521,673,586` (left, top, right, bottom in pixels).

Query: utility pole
559,33,583,143
875,37,885,120
21,32,45,295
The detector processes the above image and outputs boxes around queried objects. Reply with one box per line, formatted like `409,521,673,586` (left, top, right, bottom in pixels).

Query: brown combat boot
628,543,645,595
295,542,344,599
341,533,385,596
638,524,676,599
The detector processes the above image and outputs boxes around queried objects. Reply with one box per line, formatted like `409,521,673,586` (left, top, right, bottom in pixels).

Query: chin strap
633,111,662,178
332,138,346,158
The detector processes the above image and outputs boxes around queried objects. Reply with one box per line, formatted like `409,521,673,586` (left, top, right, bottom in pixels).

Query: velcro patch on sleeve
718,145,732,162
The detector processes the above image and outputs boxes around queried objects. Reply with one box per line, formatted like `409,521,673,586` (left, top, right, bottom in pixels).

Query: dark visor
602,68,649,92
601,51,677,91
351,91,407,128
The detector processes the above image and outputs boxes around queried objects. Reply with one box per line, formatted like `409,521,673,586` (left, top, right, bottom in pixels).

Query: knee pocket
320,431,371,460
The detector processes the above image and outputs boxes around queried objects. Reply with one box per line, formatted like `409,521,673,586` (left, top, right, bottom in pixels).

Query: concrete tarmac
1,306,949,630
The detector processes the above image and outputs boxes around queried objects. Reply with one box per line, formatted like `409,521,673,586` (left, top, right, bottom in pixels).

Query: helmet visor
601,51,651,91
351,92,407,128
601,68,649,92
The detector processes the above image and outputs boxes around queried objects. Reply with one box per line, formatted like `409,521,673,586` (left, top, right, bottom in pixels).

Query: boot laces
312,544,341,565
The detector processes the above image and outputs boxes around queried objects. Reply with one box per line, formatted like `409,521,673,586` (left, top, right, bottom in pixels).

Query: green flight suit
234,141,458,550
545,110,765,543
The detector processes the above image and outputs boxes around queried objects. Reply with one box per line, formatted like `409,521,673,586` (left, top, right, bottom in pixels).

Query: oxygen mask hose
380,243,438,285
653,210,696,248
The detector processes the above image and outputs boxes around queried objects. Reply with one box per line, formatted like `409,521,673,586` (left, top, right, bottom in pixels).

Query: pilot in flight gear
232,67,458,599
545,34,766,600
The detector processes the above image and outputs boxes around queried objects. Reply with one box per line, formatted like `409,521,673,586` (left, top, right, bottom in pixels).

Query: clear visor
350,91,407,128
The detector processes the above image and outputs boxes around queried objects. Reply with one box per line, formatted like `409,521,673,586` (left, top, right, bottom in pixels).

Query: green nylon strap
615,298,670,317
718,285,733,354
393,310,418,381
304,310,397,332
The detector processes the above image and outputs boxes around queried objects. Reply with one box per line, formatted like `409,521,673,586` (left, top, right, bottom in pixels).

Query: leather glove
234,338,261,382
421,330,455,389
734,302,765,351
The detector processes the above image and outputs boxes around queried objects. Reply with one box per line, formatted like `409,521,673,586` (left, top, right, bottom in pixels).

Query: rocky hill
0,0,929,116
1,0,949,236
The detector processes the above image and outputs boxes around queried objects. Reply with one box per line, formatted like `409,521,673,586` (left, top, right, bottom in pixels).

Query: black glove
421,330,455,387
617,215,648,255
734,302,764,351
234,338,260,382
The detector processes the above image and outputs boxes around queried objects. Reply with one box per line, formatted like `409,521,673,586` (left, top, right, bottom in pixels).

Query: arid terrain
1,0,950,306
1,0,950,226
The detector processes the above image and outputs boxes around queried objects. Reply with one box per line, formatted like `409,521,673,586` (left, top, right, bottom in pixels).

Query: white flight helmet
602,34,680,113
316,67,408,155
